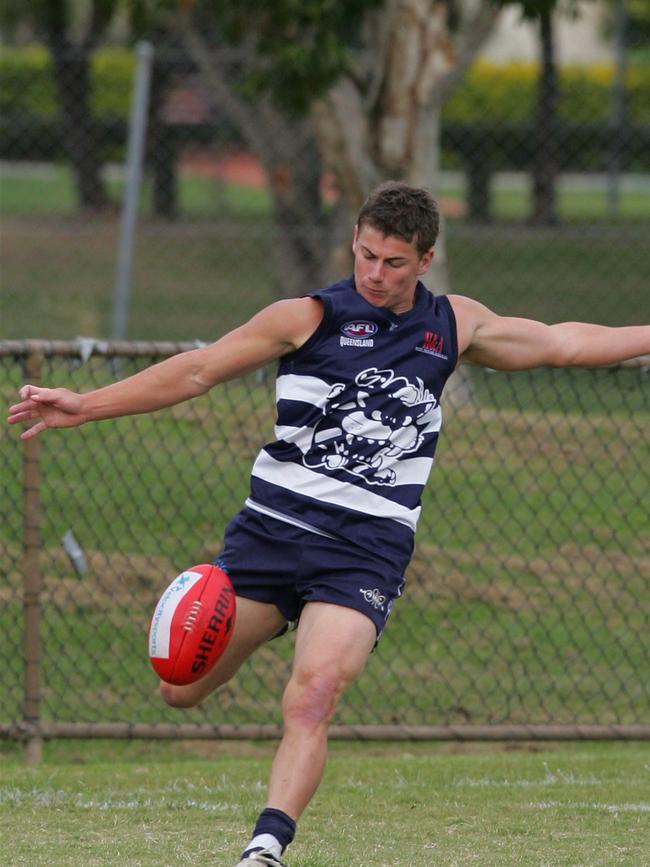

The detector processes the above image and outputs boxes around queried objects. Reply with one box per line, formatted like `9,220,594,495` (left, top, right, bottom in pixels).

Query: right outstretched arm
8,296,323,440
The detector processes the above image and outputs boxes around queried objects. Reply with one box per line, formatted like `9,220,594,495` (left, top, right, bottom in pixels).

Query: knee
282,669,349,730
159,680,201,709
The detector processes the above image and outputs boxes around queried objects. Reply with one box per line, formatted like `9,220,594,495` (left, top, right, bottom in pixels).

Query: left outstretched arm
450,295,650,371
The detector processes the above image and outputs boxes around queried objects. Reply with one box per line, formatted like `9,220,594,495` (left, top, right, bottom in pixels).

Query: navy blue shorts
215,508,406,638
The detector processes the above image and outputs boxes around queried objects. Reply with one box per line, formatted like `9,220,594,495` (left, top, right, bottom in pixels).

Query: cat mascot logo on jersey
303,367,440,486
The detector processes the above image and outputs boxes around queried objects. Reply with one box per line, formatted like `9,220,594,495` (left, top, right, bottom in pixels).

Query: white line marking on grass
0,787,238,812
455,774,601,789
529,801,650,813
455,763,615,789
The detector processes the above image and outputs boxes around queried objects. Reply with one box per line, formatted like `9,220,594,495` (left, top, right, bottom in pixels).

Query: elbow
186,348,219,395
548,326,582,367
189,369,214,396
550,347,580,368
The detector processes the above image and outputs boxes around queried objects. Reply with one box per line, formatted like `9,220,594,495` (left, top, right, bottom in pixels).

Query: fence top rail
0,338,206,360
1,339,647,369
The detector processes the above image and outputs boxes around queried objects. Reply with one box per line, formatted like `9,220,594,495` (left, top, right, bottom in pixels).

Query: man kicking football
8,182,650,866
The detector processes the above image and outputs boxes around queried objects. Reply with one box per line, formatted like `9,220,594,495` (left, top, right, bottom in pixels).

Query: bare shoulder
244,296,324,353
447,294,490,318
447,294,492,356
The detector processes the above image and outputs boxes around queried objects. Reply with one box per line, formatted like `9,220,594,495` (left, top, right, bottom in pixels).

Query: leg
267,601,377,819
160,595,286,708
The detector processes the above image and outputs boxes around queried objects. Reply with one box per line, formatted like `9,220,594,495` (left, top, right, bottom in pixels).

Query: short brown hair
357,181,440,255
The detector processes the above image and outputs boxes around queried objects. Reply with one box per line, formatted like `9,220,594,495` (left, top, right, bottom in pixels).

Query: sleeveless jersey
247,276,458,563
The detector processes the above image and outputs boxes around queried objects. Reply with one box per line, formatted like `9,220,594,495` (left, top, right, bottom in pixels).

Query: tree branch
177,13,274,158
436,1,502,104
82,0,118,53
311,80,378,211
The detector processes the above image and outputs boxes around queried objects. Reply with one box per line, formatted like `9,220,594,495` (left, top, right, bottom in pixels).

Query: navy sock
249,807,296,854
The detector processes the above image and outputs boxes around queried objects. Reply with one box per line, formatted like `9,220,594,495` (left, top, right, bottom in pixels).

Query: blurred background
1,0,649,339
1,1,649,745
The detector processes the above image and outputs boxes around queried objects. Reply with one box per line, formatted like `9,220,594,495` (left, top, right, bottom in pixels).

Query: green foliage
89,47,136,115
195,0,383,114
443,59,650,124
603,0,650,51
0,45,135,118
3,46,649,125
0,46,56,117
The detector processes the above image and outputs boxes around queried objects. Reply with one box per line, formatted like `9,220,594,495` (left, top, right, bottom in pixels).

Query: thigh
291,601,377,685
160,595,286,707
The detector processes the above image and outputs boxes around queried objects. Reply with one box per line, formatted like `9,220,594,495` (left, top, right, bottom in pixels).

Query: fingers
19,384,37,400
8,385,52,431
19,384,55,402
8,396,42,422
21,421,46,441
9,385,68,438
8,407,36,424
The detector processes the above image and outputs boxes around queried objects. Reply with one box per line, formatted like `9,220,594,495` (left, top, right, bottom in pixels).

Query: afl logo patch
341,321,379,339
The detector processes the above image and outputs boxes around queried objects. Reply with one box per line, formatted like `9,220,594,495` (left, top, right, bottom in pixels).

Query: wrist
78,391,96,424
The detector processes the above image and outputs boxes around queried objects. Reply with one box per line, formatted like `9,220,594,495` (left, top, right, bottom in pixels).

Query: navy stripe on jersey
248,476,416,568
249,276,458,558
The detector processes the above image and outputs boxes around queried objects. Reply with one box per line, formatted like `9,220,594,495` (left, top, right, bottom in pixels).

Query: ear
352,224,359,253
417,247,435,275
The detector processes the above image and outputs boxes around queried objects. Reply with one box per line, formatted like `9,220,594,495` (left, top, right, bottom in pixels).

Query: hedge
1,46,649,124
444,60,650,124
0,46,135,119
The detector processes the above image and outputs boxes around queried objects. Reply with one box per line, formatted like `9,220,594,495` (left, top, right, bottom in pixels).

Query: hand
8,385,86,440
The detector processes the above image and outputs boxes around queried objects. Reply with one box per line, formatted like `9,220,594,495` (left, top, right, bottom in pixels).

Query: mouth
362,285,386,303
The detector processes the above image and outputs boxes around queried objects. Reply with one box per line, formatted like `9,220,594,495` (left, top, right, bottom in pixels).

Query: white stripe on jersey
276,373,332,407
273,424,314,453
251,450,422,531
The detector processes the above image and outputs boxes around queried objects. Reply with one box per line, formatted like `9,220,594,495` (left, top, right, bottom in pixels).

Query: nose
368,260,383,282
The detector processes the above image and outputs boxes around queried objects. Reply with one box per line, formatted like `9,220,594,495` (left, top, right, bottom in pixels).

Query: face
352,224,434,315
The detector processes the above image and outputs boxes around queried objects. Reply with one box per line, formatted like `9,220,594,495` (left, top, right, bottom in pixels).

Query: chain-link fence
1,341,649,754
1,14,650,754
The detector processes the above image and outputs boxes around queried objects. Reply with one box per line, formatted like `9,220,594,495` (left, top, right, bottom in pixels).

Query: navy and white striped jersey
246,276,458,563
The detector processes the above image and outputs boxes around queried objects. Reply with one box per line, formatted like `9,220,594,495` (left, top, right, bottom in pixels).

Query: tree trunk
179,22,333,296
263,133,332,297
149,54,178,219
49,43,109,211
530,7,558,226
180,2,500,298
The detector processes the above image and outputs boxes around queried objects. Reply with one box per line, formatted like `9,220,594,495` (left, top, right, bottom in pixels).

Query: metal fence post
22,348,43,766
112,41,154,342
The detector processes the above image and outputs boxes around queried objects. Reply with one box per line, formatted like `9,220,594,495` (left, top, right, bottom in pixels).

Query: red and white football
148,563,236,685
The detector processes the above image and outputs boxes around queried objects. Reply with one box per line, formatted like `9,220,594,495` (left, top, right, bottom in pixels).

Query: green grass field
1,740,649,866
2,164,650,221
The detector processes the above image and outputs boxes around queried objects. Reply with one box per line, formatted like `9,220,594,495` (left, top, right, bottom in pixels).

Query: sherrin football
148,564,236,685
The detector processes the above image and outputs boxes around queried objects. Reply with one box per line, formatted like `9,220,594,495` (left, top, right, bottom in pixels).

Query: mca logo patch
415,330,448,359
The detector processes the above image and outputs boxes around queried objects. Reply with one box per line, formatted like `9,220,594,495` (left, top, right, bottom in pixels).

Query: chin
362,290,387,306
